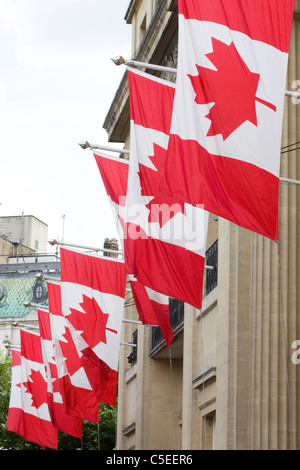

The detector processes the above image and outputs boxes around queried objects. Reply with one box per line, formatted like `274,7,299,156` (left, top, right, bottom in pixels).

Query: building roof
0,214,48,227
0,276,48,318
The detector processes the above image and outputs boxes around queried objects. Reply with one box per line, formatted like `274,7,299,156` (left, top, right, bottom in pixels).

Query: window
127,329,138,365
151,298,184,350
205,240,218,295
33,282,44,302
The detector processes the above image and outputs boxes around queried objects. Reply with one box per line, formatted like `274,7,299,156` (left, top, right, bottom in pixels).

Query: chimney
103,238,119,257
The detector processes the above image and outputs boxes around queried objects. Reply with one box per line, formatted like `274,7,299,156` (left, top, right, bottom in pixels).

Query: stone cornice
103,0,177,141
125,0,140,24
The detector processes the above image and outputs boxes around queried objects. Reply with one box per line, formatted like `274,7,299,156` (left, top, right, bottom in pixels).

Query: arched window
33,283,44,302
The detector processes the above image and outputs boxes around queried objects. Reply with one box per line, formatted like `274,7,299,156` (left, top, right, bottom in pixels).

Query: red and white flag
94,150,174,346
60,247,126,406
47,281,99,423
124,67,208,309
6,350,23,439
6,330,58,449
129,275,173,347
38,308,82,438
93,151,128,242
160,0,295,241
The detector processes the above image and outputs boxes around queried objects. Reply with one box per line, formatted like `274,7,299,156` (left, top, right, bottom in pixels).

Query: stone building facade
103,0,300,450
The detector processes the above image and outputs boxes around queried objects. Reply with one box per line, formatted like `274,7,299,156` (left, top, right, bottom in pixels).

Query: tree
0,348,117,450
58,403,117,450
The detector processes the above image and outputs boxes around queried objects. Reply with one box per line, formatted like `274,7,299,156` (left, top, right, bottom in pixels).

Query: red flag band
6,330,58,449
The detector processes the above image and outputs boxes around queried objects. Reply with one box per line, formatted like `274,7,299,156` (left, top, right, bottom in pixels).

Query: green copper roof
0,277,48,318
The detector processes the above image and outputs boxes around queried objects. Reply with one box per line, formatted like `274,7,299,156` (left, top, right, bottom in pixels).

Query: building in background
0,214,58,353
0,214,48,254
104,0,300,450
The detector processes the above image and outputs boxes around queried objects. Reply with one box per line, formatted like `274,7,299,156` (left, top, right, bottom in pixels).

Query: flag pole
122,318,158,327
12,322,39,331
48,239,124,255
49,239,214,270
79,141,128,155
279,177,300,186
3,343,21,350
23,301,49,310
284,90,300,100
111,56,177,74
111,56,300,100
123,318,142,324
78,141,130,154
79,140,300,186
35,273,60,282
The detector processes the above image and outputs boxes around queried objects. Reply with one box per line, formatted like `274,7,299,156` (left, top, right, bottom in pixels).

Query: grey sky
0,0,131,251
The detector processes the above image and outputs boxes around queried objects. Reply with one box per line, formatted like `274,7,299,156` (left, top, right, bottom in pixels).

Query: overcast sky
0,0,132,252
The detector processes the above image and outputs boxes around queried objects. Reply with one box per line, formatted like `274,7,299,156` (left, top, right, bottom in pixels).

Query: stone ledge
192,367,217,390
122,422,136,437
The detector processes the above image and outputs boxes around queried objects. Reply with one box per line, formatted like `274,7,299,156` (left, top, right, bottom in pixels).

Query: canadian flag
94,150,174,347
128,275,173,347
47,281,99,423
125,67,209,309
93,150,128,241
6,350,22,437
6,330,58,449
38,308,83,438
60,247,126,407
160,0,295,241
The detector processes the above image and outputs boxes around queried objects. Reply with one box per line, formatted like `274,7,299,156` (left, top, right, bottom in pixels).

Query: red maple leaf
48,362,60,393
138,143,185,227
23,369,47,409
68,295,117,350
188,38,276,140
59,325,82,376
51,375,61,394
